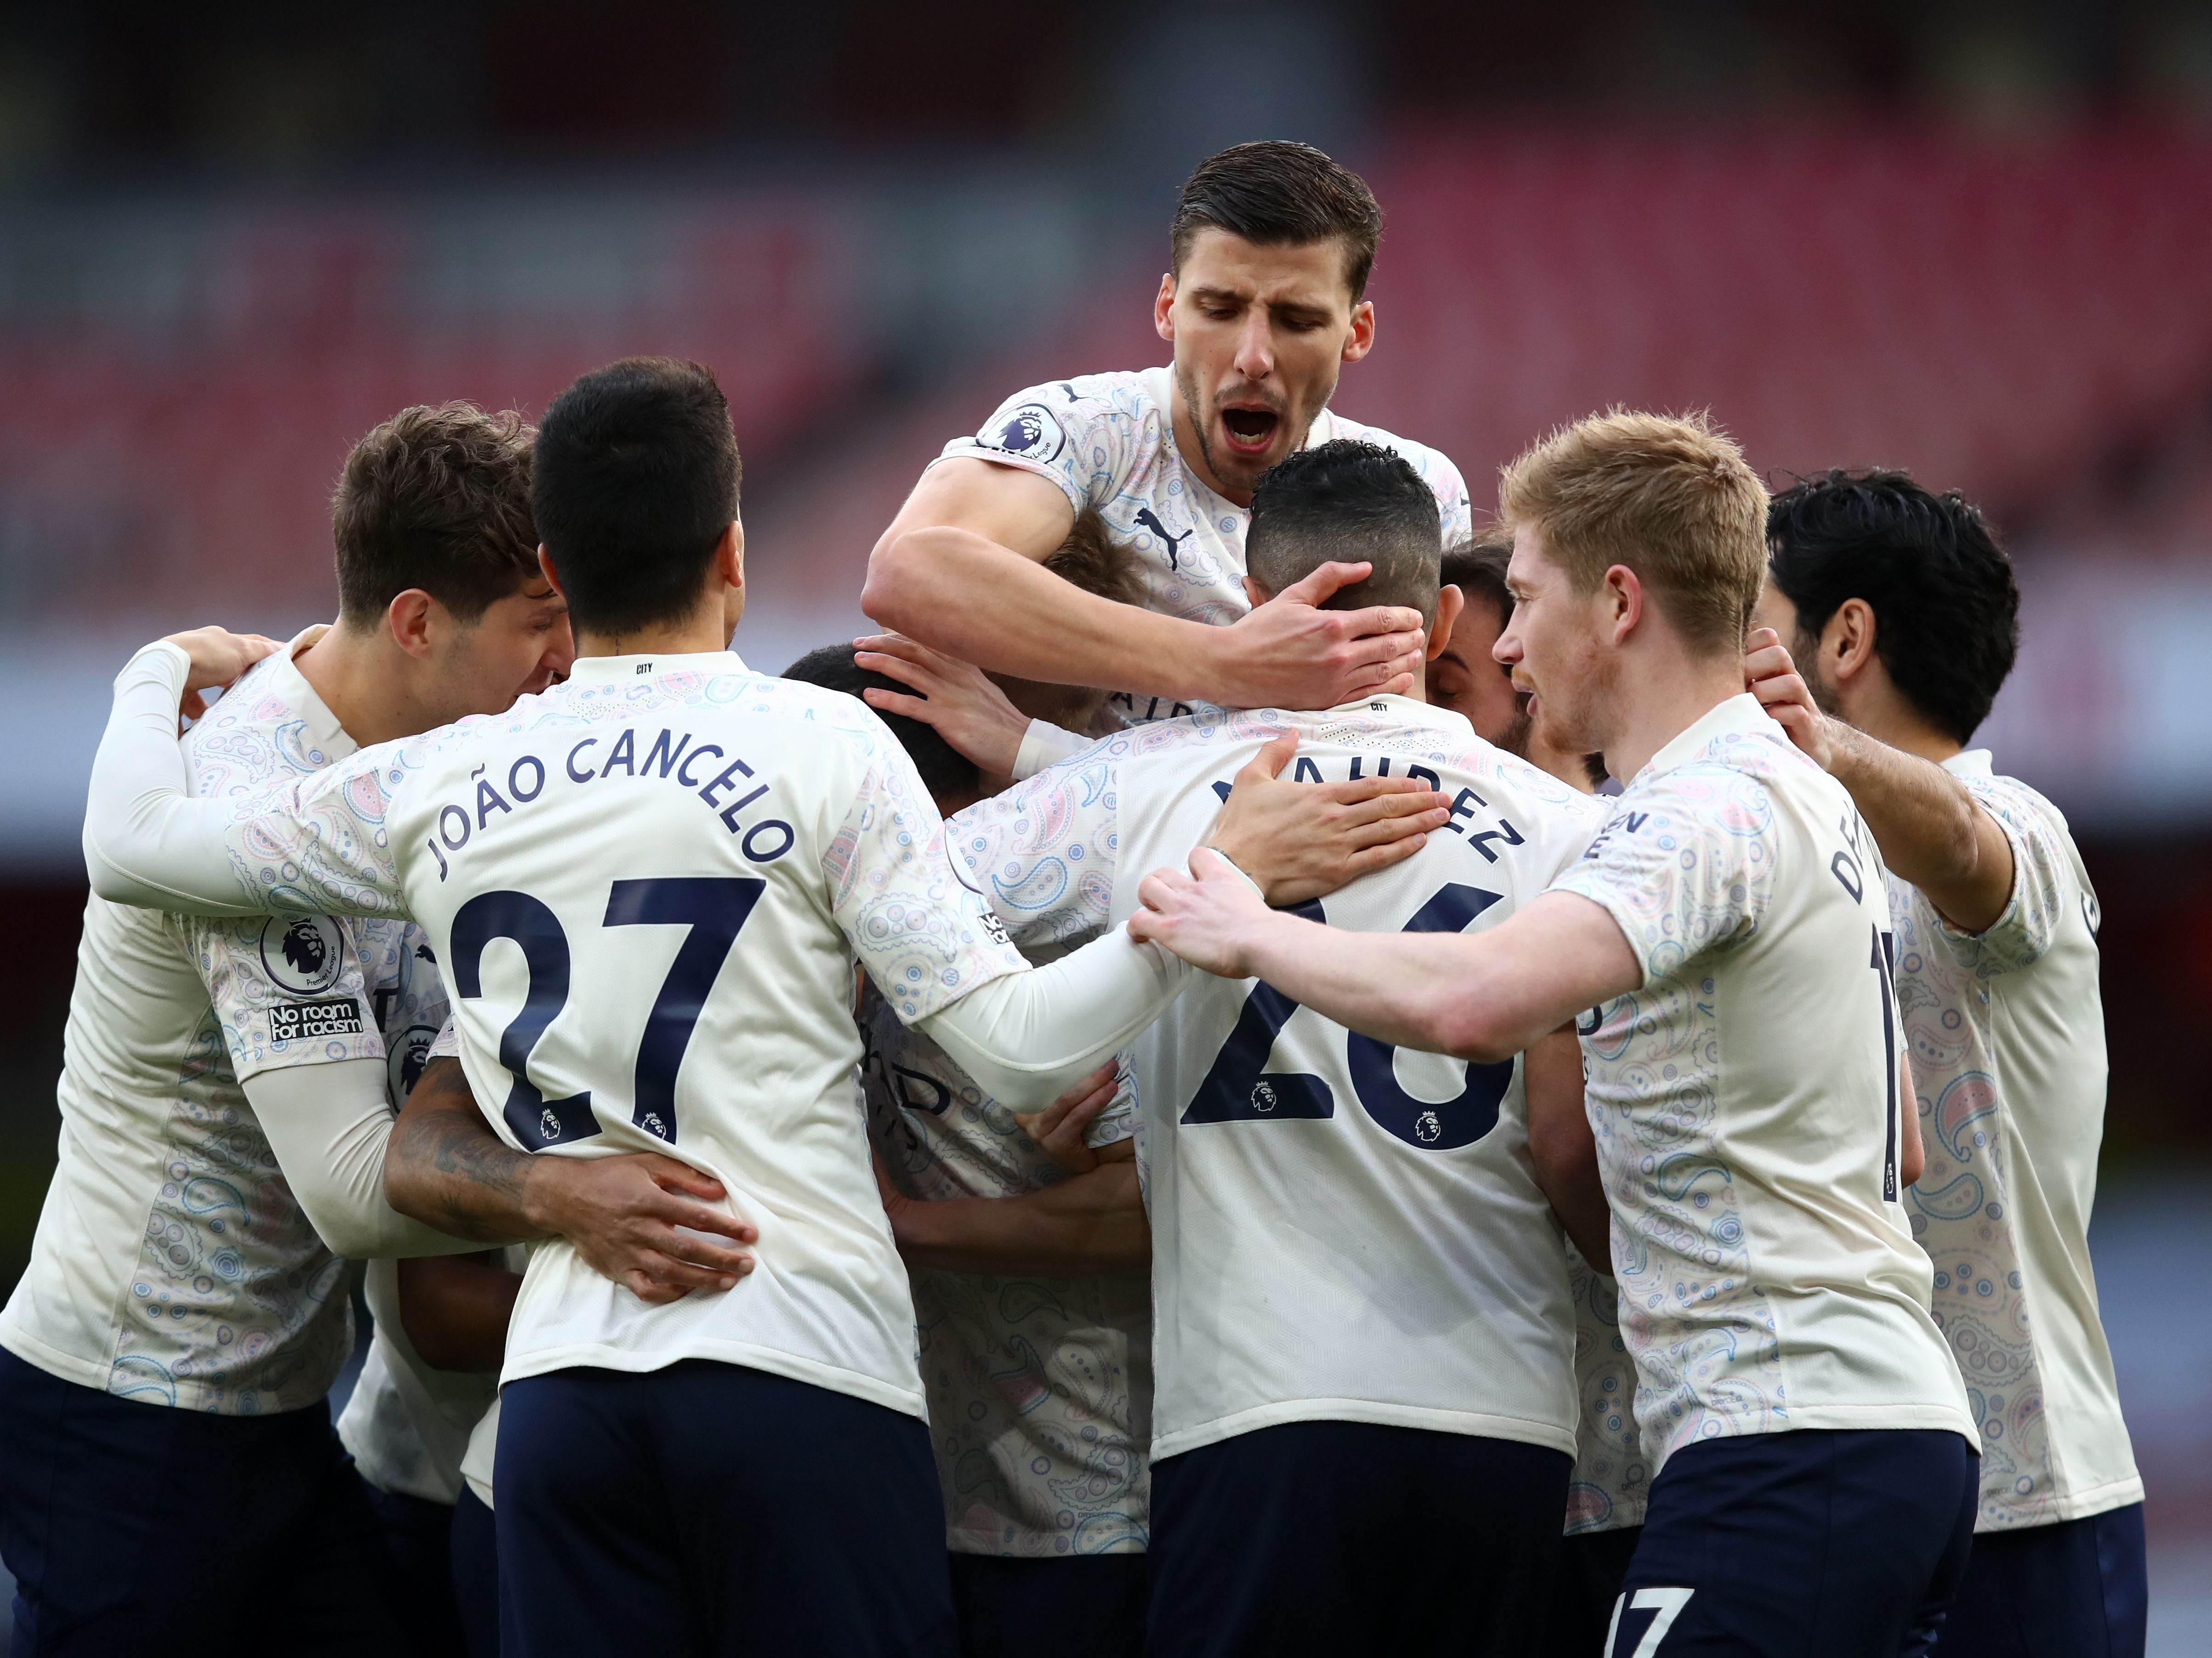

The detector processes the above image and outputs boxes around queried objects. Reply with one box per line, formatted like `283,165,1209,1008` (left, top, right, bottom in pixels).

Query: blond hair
1497,409,1768,654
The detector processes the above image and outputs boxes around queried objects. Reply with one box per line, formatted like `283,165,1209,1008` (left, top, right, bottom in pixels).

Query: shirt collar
1318,691,1472,737
1942,748,1994,779
261,624,357,761
1636,692,1783,784
563,649,750,688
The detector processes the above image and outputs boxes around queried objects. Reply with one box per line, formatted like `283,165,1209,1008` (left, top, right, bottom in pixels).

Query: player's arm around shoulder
1747,627,2015,936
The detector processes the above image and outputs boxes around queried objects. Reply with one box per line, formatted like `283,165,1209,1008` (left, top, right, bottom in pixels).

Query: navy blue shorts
947,1552,1148,1658
1546,1526,1642,1657
0,1342,402,1656
1611,1428,1978,1657
450,1486,500,1658
364,1482,467,1657
1148,1420,1572,1658
494,1360,954,1658
1928,1502,2145,1658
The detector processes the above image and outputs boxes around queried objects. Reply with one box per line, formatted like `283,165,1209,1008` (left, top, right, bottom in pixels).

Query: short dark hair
1171,141,1384,301
990,507,1146,732
532,358,741,637
330,403,539,625
1766,469,2019,744
1440,535,1512,621
1246,439,1442,625
781,645,980,807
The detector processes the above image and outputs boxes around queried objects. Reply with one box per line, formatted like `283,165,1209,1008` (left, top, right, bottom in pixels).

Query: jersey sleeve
935,377,1134,518
190,914,382,1081
1548,765,1777,988
87,642,411,920
1934,774,2071,979
942,742,1124,951
822,716,1030,1025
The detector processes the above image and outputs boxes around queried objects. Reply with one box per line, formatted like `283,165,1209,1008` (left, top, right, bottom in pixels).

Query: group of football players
0,141,2142,1658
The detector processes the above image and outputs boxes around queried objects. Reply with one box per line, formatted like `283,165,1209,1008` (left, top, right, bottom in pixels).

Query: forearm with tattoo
384,1057,549,1242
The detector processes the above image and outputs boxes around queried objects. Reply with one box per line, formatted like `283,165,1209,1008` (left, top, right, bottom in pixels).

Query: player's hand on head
1127,846,1271,978
161,626,284,725
1208,730,1449,905
1014,1060,1122,1175
1744,626,1836,771
1217,562,1428,710
853,632,1031,778
533,1150,760,1305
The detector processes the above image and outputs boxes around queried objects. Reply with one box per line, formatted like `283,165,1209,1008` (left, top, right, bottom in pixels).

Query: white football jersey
1564,1244,1648,1535
337,1244,526,1506
164,650,1030,1419
950,698,1604,1463
1552,695,1978,1470
939,368,1473,725
1895,752,2138,1530
862,982,1151,1556
0,633,444,1414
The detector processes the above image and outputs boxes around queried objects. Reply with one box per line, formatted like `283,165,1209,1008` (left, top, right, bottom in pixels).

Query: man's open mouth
1219,406,1280,452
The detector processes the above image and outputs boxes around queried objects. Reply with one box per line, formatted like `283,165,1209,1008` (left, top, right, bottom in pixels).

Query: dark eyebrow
1186,285,1247,307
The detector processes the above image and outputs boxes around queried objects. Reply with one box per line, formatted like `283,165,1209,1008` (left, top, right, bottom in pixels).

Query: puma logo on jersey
1134,507,1193,571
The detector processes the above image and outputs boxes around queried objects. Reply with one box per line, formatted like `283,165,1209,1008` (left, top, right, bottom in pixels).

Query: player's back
1102,697,1603,1461
353,651,1023,1416
1555,695,1977,1468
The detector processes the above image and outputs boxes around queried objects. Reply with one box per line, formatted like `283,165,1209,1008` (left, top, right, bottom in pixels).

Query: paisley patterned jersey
861,981,1150,1556
0,630,445,1414
948,696,1602,1463
139,648,1027,1419
938,368,1472,725
1552,695,1976,1471
1895,751,2139,1531
1564,1243,1648,1535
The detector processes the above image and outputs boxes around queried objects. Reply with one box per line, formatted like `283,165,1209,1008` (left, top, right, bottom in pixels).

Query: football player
863,140,1468,734
1752,470,2144,1658
935,440,1610,1656
0,403,737,1656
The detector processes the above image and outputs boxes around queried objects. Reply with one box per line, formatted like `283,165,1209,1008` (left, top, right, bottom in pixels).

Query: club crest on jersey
982,403,1065,464
260,914,346,996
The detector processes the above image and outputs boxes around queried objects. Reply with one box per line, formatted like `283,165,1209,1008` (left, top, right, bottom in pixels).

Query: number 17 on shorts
1607,1587,1694,1656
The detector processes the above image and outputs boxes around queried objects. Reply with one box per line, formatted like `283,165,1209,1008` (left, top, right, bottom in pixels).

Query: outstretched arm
1746,629,2013,932
385,1058,760,1304
863,459,1425,709
1129,848,1640,1064
877,1158,1149,1276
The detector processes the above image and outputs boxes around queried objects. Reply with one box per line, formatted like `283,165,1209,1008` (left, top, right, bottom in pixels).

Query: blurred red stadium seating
0,198,870,622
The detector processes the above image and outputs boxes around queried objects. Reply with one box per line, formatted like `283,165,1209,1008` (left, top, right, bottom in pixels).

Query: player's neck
1601,647,1750,784
294,621,437,750
1838,677,1964,766
573,614,733,661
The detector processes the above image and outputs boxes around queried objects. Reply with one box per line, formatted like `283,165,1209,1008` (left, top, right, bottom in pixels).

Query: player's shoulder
984,369,1157,431
1957,761,2071,845
1320,408,1468,496
182,650,335,791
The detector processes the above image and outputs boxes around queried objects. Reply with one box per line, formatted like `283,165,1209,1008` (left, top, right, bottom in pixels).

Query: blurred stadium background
0,1,2207,1645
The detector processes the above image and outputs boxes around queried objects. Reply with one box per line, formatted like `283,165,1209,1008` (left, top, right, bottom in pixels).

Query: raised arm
1747,628,2013,932
863,459,1425,710
384,1057,760,1304
85,637,275,915
1129,849,1640,1064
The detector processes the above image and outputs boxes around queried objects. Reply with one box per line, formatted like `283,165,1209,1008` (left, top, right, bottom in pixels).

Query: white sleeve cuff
1012,719,1092,782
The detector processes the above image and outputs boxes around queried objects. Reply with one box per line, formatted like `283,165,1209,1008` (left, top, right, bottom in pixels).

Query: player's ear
1427,584,1464,661
716,519,745,591
1828,597,1877,682
386,589,437,661
1154,273,1176,344
537,545,565,600
1342,297,1376,364
1242,574,1272,610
